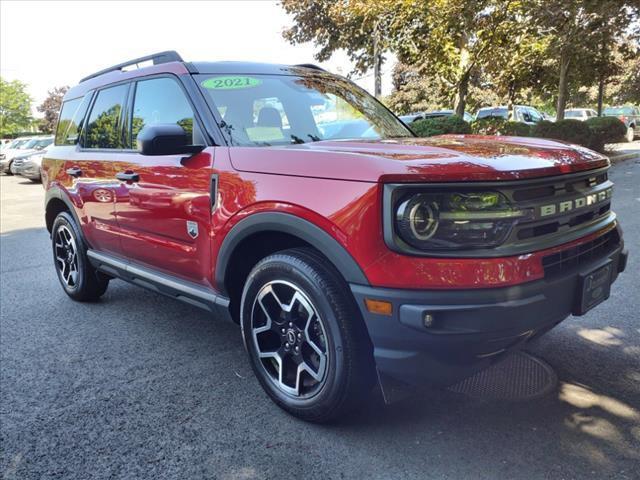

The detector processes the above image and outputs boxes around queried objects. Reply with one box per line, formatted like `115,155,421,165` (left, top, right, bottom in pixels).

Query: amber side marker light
365,298,393,316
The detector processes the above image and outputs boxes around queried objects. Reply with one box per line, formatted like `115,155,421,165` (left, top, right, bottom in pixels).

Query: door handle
116,171,140,182
66,167,82,177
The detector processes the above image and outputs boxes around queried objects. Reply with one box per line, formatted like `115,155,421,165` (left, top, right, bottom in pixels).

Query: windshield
476,108,508,119
11,139,29,149
23,137,52,149
197,73,412,146
564,110,584,118
604,106,633,115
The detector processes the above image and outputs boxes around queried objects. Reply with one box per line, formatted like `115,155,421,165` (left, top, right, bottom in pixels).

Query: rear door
113,75,214,286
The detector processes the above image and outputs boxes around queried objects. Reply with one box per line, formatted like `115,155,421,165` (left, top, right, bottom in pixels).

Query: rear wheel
52,212,109,301
626,126,635,142
240,248,375,422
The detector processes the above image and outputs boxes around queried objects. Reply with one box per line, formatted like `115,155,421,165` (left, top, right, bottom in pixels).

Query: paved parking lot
1,161,639,480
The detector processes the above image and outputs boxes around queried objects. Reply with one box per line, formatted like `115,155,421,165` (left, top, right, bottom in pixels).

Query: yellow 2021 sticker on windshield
202,76,262,89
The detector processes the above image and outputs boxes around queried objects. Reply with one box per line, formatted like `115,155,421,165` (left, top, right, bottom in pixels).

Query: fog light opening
423,312,435,328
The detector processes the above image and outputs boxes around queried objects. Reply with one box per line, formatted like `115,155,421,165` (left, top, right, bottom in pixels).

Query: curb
607,152,640,163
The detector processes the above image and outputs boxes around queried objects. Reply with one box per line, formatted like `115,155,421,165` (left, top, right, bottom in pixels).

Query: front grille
478,167,617,256
542,228,620,277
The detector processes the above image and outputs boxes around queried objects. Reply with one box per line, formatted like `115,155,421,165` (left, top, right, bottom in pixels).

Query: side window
84,84,128,149
131,77,195,145
55,96,91,146
529,108,543,122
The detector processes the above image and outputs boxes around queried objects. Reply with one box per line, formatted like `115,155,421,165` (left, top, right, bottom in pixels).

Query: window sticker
246,127,285,142
202,76,262,90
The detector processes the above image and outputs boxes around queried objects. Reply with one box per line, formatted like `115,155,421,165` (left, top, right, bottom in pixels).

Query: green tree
283,0,528,116
37,86,68,134
528,0,639,120
0,77,33,136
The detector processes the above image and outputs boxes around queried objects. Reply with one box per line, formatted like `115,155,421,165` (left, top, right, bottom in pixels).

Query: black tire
626,126,635,143
51,211,109,301
240,247,375,423
6,162,13,175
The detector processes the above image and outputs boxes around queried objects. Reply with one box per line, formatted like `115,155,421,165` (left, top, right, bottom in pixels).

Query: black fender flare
44,186,83,235
215,212,369,296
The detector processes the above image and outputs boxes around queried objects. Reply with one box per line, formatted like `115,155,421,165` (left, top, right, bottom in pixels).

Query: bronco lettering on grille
539,188,613,217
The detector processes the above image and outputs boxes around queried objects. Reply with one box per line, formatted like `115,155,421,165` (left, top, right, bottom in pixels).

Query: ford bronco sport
42,51,628,422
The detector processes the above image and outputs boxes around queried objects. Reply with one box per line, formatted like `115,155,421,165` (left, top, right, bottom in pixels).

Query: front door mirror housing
136,124,205,156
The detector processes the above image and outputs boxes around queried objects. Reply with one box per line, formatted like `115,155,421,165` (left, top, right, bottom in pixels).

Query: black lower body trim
351,243,625,388
87,250,232,322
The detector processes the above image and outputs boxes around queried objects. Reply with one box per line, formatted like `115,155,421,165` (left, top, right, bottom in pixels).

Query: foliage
0,77,33,137
527,0,640,119
411,115,470,137
585,116,627,151
532,119,592,147
501,121,533,137
37,86,68,134
607,54,640,105
469,118,507,135
281,0,407,75
469,118,532,136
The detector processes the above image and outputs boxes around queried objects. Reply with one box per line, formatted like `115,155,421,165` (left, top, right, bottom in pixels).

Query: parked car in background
11,148,47,182
603,105,640,142
476,105,545,124
564,108,598,121
400,110,473,124
399,112,426,124
0,136,53,174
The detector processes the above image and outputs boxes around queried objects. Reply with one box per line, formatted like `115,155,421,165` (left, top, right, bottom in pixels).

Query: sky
0,0,396,117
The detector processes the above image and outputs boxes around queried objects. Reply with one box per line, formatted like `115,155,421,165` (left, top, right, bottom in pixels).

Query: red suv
42,51,628,422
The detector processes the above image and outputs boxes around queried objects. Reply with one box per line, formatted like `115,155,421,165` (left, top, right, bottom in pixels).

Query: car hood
229,135,609,182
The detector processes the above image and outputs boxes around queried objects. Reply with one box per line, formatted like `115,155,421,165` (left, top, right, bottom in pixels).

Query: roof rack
294,63,326,72
79,50,184,83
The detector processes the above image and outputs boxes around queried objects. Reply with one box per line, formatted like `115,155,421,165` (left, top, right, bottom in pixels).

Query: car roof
65,51,325,101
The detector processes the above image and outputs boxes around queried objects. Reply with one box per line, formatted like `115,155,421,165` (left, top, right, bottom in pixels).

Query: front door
113,76,215,286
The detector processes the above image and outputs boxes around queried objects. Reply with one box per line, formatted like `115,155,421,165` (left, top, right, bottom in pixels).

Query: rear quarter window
55,96,91,146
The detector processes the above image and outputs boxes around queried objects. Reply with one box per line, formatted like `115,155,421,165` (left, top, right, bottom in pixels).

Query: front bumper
351,242,627,388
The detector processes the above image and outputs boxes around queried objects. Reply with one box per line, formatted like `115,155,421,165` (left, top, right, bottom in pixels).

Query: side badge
186,221,199,239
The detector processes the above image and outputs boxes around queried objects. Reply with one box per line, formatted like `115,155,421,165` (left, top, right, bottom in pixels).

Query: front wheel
240,248,375,422
51,212,109,301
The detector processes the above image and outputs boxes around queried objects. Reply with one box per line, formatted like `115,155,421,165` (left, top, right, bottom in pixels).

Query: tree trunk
597,76,605,116
556,50,571,121
454,70,470,117
373,31,382,98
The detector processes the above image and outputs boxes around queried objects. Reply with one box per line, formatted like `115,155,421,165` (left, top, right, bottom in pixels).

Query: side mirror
136,124,205,156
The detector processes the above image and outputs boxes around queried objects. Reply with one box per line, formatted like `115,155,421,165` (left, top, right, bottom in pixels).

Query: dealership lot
1,160,639,479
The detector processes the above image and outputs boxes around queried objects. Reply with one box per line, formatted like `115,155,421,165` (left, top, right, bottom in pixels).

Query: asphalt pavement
1,160,639,480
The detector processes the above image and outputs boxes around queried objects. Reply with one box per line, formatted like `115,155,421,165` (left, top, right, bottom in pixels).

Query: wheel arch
215,212,369,320
45,186,83,235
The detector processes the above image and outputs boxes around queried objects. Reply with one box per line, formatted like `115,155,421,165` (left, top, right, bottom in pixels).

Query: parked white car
0,136,53,174
564,109,598,121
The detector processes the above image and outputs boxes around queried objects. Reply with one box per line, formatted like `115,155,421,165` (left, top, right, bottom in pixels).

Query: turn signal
365,298,393,316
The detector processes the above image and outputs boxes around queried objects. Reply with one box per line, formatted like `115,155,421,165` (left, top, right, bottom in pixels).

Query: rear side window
84,84,128,149
55,96,90,146
131,77,194,145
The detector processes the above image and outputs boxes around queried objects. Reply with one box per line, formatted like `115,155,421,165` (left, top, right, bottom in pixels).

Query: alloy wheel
250,280,329,398
54,225,79,288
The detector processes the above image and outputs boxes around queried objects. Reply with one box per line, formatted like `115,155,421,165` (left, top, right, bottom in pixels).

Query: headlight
395,191,530,250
